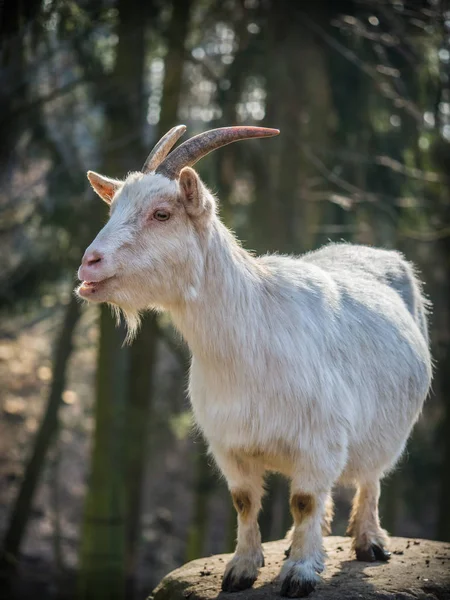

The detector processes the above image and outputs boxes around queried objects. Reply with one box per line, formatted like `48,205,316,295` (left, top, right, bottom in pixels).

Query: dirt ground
152,536,450,600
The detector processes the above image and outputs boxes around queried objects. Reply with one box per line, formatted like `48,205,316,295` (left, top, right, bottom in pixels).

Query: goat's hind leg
347,477,391,562
213,449,265,592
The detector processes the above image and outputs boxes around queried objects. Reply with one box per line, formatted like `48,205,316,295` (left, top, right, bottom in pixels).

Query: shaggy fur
77,166,432,597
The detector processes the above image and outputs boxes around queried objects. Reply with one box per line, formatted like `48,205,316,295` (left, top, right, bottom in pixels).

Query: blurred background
0,0,449,599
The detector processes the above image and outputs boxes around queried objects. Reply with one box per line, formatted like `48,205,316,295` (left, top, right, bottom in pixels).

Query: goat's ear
179,167,207,217
87,171,121,205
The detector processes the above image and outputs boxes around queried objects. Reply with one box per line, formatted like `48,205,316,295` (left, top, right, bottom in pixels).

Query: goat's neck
170,219,264,361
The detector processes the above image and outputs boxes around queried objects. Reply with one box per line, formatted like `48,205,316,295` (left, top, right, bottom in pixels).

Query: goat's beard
109,303,142,345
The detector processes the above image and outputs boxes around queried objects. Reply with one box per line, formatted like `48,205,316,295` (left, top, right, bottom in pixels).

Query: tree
124,1,193,592
77,0,148,596
1,296,81,571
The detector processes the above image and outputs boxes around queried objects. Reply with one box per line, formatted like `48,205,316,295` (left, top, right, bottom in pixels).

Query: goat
77,125,432,597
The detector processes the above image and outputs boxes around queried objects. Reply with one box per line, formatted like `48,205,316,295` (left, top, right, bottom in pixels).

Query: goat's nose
82,249,103,267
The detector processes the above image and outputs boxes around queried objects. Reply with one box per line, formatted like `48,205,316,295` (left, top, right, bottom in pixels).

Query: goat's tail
416,297,430,347
392,260,431,347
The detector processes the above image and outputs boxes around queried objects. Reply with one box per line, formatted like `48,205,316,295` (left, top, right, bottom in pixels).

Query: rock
150,536,450,600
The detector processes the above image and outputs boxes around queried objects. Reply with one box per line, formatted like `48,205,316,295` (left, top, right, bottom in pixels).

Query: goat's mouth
77,276,116,299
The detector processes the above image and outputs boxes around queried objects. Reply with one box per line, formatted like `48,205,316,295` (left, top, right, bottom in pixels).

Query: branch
374,156,440,183
301,145,376,203
400,226,450,242
299,11,424,123
1,76,88,125
301,143,444,185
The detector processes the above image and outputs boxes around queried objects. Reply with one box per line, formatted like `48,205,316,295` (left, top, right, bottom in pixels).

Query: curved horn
155,126,280,179
142,125,187,173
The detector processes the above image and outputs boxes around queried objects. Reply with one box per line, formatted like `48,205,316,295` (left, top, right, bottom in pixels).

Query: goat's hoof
280,573,317,598
280,561,321,598
355,543,391,562
221,571,256,593
221,553,263,593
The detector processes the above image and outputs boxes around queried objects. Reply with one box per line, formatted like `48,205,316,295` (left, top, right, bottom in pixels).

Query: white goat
77,125,432,597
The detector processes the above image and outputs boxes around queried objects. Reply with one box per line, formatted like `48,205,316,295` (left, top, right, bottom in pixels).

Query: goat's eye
154,209,170,222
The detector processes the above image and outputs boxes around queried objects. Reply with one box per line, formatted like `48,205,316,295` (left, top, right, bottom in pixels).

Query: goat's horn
142,125,187,173
156,126,280,179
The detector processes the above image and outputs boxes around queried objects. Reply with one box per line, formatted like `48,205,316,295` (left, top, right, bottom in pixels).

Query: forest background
0,1,449,599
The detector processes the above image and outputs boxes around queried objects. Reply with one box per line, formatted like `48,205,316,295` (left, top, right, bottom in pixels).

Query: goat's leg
284,493,333,558
322,493,334,536
214,451,265,592
280,484,329,597
347,478,391,562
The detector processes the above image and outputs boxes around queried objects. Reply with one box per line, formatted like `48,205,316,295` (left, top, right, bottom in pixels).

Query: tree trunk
125,316,158,589
78,307,129,600
252,1,336,255
437,235,450,541
185,440,215,561
77,0,149,597
124,0,192,589
0,0,41,167
1,295,81,565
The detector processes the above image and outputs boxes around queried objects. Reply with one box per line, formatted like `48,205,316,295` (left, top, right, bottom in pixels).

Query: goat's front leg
213,449,265,592
280,482,329,598
284,493,334,557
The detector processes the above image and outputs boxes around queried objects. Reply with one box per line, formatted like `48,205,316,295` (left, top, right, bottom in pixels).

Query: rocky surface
150,536,450,600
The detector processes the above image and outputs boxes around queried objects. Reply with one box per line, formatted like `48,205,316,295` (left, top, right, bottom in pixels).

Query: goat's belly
189,351,429,483
234,449,296,476
191,399,309,476
190,387,287,449
188,364,349,474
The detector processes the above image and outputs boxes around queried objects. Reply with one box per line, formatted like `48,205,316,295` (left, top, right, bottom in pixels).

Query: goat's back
302,243,430,345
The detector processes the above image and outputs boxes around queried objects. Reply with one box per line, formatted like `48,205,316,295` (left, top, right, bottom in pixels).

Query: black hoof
281,574,316,598
285,545,291,558
221,570,256,593
373,544,391,561
356,543,391,562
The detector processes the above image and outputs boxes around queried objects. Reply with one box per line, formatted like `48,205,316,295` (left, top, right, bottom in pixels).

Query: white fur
78,167,432,596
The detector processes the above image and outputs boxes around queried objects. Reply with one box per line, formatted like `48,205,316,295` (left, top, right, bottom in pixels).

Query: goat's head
76,125,279,330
